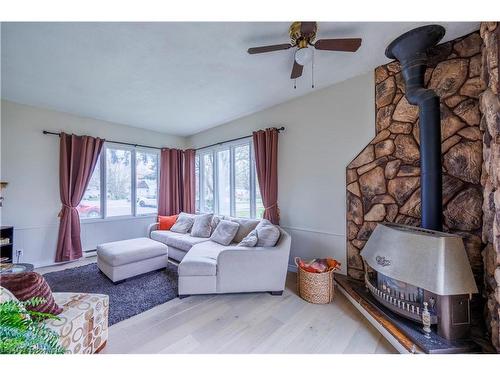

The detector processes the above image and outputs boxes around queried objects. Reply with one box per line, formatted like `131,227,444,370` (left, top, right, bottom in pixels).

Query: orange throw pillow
158,215,178,230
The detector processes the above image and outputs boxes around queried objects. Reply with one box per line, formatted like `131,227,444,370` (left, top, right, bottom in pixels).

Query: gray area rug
43,262,178,326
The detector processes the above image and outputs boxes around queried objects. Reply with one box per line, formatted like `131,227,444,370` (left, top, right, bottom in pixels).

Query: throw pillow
230,218,260,243
0,272,63,315
170,212,195,234
210,215,222,235
237,229,258,247
190,213,213,238
255,219,281,247
158,214,178,230
210,220,240,246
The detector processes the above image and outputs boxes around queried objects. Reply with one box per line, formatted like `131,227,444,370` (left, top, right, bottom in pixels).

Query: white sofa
148,218,291,297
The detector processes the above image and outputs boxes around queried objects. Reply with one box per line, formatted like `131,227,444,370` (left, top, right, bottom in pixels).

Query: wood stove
360,223,478,341
356,25,478,344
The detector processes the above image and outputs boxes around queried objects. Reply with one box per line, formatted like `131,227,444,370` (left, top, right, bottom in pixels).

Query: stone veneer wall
346,31,484,286
479,22,499,352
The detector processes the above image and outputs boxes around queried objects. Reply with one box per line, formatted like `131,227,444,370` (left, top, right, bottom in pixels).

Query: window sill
80,214,157,224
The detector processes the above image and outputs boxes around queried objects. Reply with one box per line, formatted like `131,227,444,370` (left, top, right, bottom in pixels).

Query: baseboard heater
83,249,97,257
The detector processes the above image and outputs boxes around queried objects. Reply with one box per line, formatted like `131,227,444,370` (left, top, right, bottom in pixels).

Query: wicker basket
295,257,335,304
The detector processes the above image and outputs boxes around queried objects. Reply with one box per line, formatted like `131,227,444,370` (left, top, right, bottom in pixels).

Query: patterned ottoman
45,292,109,354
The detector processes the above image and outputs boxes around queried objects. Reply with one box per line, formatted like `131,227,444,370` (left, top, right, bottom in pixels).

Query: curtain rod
43,126,285,152
194,126,285,151
42,130,163,150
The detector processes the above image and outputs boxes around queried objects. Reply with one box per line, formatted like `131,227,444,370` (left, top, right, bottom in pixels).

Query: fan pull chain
294,79,297,89
311,48,315,89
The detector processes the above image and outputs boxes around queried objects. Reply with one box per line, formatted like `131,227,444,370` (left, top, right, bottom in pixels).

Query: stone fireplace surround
345,22,499,351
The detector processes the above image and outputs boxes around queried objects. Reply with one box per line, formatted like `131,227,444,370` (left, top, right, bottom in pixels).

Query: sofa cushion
178,241,227,276
97,237,168,266
150,230,209,252
210,215,222,235
210,220,239,246
230,218,260,243
0,272,63,315
238,229,258,247
170,212,195,234
255,219,281,247
158,214,178,230
190,213,213,238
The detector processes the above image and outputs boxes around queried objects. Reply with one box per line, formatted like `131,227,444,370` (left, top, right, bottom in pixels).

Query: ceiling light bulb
294,47,313,66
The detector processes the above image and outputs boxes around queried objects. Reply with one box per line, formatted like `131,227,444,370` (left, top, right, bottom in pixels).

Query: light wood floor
38,258,397,354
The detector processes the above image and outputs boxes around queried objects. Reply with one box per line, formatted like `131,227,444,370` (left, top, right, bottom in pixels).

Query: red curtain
253,128,280,225
183,149,196,214
158,148,196,215
158,148,183,216
55,133,104,262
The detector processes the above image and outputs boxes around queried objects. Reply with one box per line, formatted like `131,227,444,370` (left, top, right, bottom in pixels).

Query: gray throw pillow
238,229,258,247
190,213,213,238
210,215,222,235
255,219,280,247
210,220,240,246
170,212,195,234
230,218,260,243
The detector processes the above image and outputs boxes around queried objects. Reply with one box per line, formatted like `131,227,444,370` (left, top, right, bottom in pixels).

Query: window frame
195,138,260,219
79,142,160,222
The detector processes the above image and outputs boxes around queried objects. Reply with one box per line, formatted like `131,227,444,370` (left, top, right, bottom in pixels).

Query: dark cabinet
0,226,14,263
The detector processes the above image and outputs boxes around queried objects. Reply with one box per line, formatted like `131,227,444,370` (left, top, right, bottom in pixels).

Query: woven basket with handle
295,257,335,304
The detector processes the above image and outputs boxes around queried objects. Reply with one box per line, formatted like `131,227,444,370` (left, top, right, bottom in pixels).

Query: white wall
187,73,375,273
0,100,186,267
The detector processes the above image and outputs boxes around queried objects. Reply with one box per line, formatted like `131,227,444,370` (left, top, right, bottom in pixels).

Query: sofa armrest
148,222,159,237
216,229,291,293
46,293,109,354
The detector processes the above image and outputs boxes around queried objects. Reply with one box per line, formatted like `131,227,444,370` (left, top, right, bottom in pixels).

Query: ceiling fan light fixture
294,47,313,66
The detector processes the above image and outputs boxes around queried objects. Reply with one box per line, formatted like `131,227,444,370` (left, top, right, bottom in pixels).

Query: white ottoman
97,237,169,282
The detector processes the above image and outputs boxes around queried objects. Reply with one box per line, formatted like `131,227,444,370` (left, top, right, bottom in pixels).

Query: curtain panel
182,149,196,214
158,148,196,216
55,133,104,262
253,128,280,225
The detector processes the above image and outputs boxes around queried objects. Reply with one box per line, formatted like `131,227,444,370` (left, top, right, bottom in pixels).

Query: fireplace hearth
335,275,480,354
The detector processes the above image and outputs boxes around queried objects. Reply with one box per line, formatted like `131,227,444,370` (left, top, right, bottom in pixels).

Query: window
217,149,230,216
195,155,200,211
136,151,159,215
234,144,250,218
78,144,159,220
202,153,214,213
106,148,132,217
77,156,101,219
196,139,263,219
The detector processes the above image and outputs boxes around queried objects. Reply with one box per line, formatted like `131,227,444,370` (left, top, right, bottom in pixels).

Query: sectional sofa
148,216,291,297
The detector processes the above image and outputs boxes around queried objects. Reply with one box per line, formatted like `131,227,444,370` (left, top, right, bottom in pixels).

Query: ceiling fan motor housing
289,21,317,46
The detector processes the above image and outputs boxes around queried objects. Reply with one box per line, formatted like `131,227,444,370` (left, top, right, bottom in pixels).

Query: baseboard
288,264,298,273
33,254,97,270
84,249,97,257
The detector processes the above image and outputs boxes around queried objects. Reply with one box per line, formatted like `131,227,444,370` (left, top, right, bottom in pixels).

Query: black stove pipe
385,25,445,231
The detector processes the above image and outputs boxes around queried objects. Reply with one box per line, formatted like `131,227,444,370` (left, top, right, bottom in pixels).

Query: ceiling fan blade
314,38,362,52
290,61,303,79
247,43,292,54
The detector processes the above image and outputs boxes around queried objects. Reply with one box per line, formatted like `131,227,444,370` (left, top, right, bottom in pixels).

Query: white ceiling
1,22,479,136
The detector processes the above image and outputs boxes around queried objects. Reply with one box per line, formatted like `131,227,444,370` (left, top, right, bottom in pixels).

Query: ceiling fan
247,22,362,80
